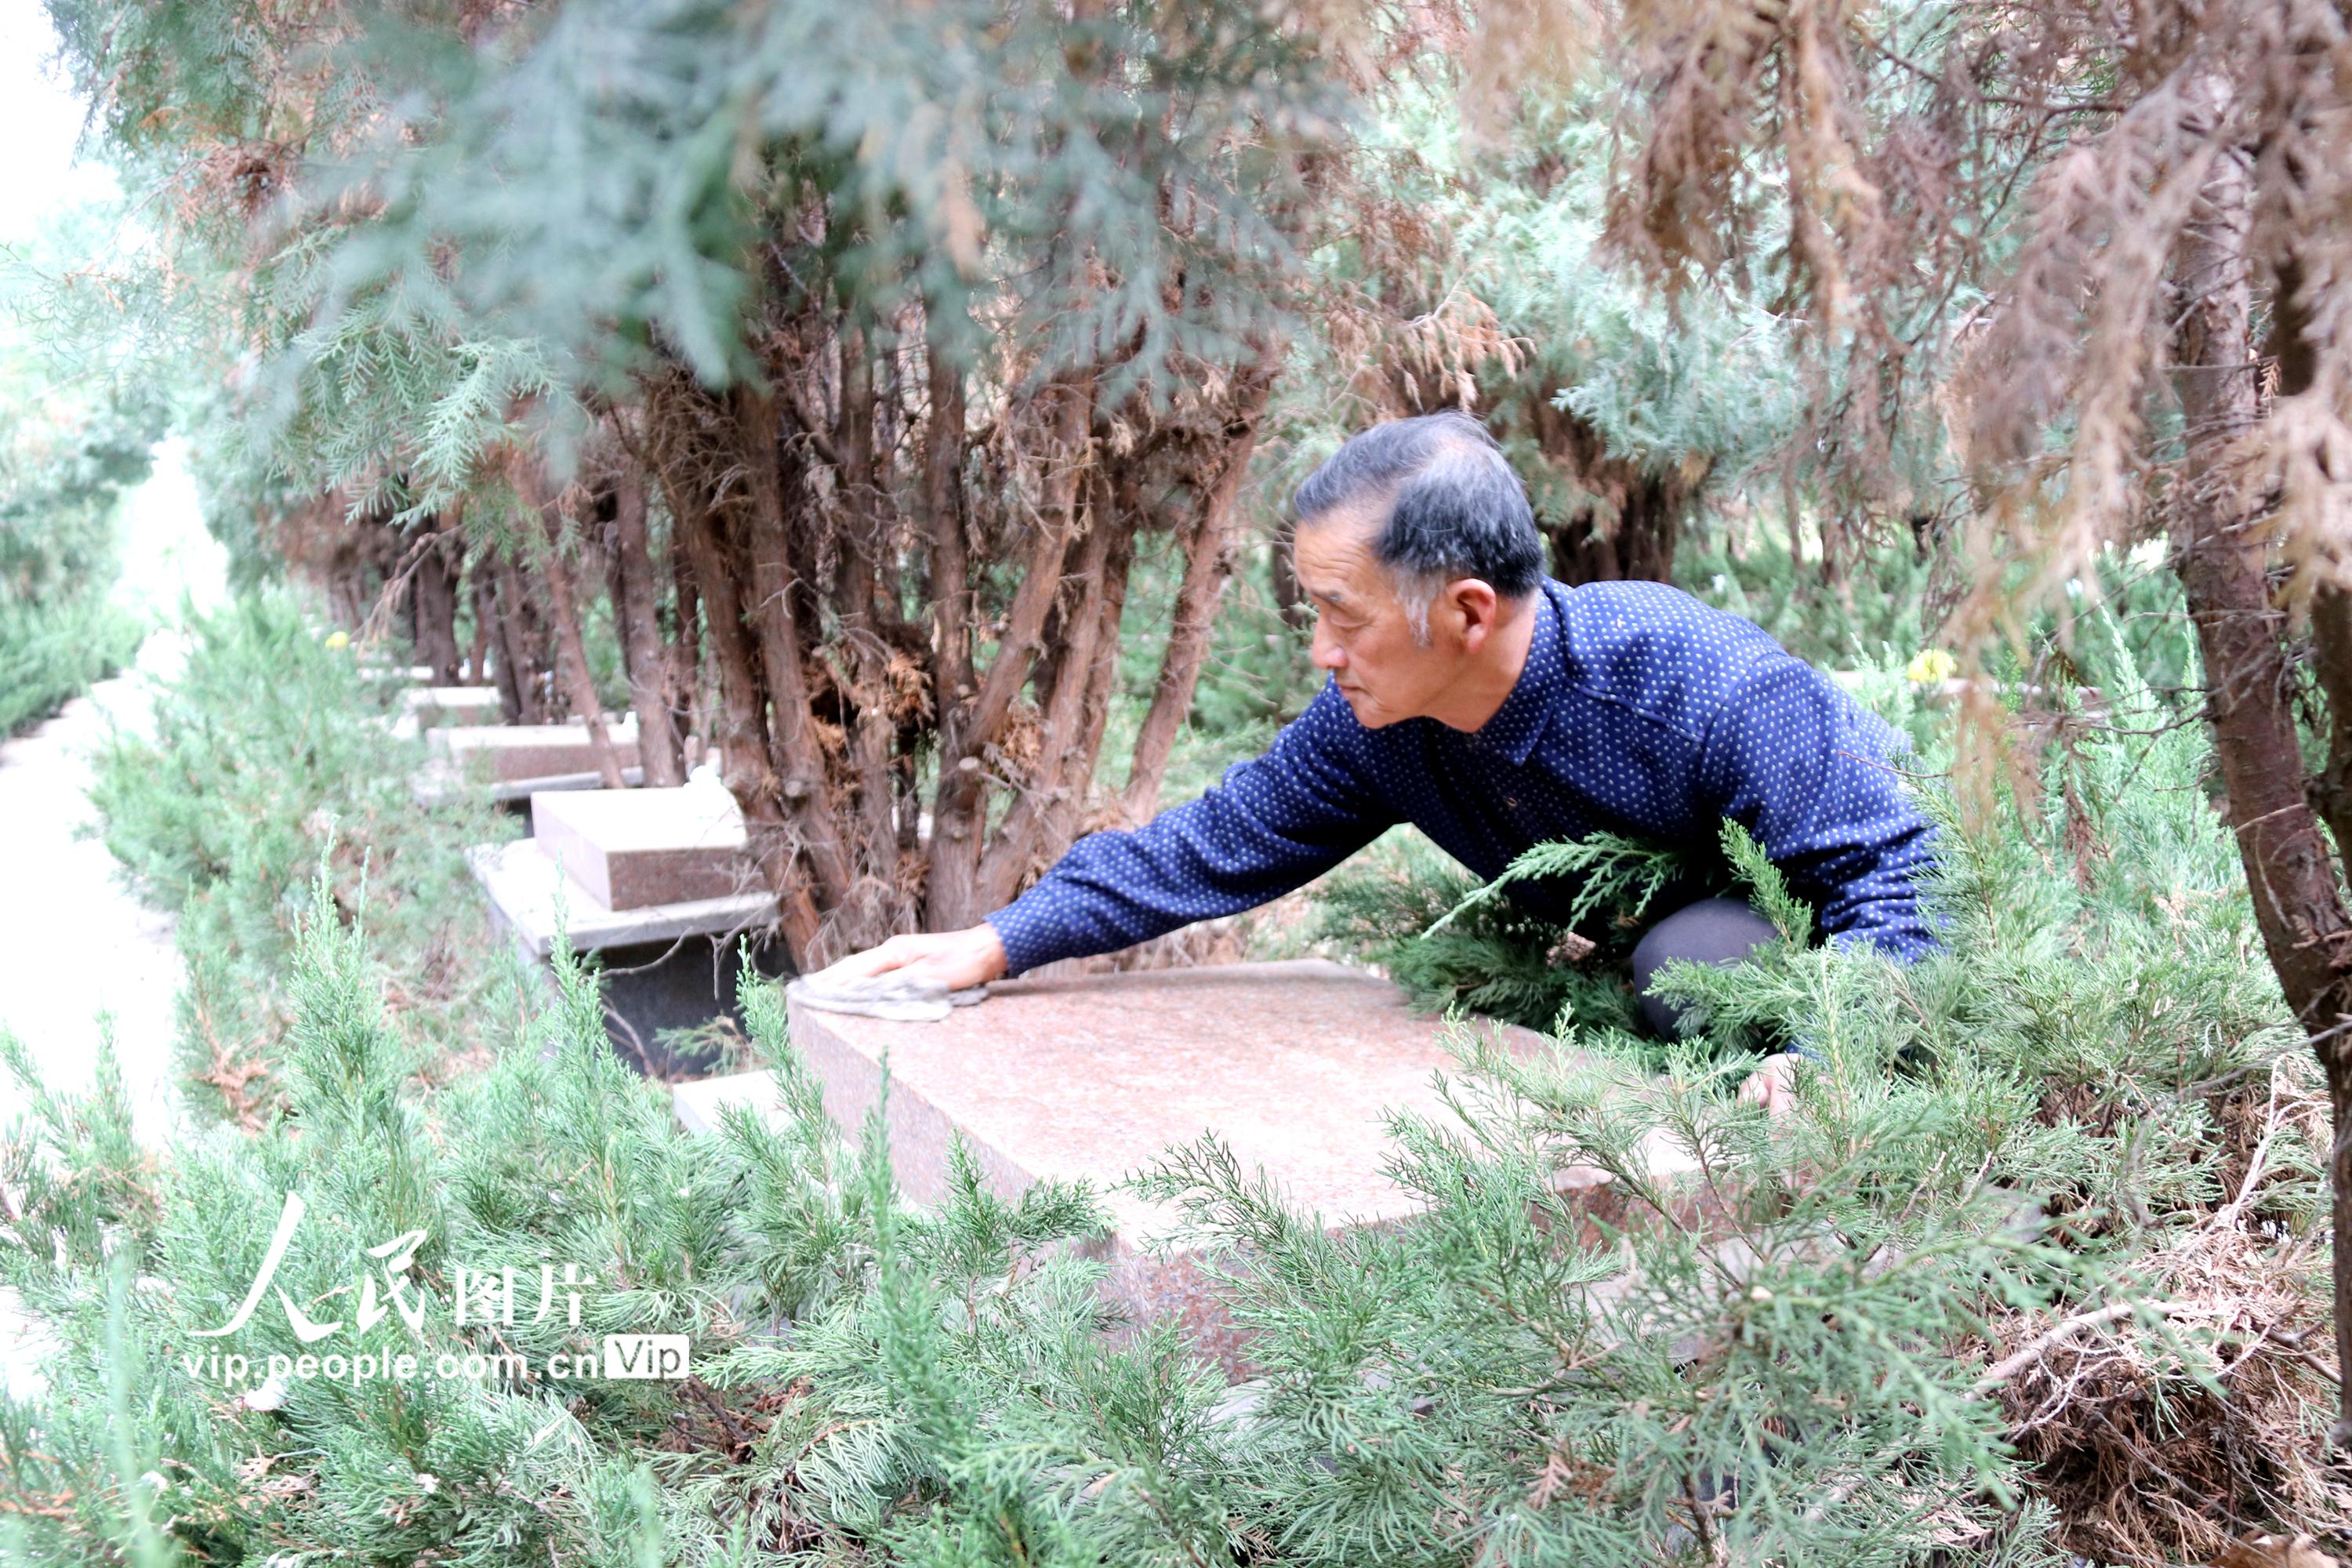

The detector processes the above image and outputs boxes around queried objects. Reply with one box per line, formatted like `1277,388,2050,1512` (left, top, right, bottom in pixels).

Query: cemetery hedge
0,368,151,735
2,590,2345,1563
86,591,532,1124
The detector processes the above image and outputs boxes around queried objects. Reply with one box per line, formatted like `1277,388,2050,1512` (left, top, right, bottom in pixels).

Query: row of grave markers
383,671,785,1075
379,662,1704,1373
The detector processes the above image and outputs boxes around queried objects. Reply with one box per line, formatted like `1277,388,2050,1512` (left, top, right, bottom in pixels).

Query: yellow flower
323,630,350,651
1905,648,1957,684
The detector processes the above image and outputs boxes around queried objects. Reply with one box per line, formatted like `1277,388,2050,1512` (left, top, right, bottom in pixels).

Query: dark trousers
1627,898,1782,1041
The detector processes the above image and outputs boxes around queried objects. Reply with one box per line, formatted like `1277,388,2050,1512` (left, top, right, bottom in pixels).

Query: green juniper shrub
1679,535,2203,746
0,591,143,735
1677,529,1931,673
85,589,527,1123
2,194,191,735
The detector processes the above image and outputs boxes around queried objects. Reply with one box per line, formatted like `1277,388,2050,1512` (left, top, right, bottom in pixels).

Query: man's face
1290,509,1465,728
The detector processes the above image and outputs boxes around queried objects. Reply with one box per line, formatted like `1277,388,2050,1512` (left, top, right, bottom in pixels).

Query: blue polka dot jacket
985,577,1939,975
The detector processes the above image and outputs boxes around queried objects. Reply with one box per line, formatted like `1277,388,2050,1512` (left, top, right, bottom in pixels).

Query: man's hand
824,923,1009,993
1737,1052,1802,1115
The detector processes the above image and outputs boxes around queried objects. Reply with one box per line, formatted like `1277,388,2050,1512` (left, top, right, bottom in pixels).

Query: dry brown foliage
1474,0,2352,672
1962,1057,2347,1559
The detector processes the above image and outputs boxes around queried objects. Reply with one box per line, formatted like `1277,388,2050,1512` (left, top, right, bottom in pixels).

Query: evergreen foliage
1425,832,1689,942
1233,72,1820,597
0,111,234,733
1314,824,1726,1040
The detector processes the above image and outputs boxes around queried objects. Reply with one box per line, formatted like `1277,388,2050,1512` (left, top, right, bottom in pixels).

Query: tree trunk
669,538,704,763
984,472,1130,905
1269,526,1310,632
1526,394,1698,586
399,553,420,661
663,456,827,961
735,383,853,916
1045,503,1137,863
922,328,986,928
633,323,1265,956
464,559,493,686
925,372,1094,928
488,554,550,724
533,520,629,792
830,328,909,931
2167,121,2352,1446
608,461,686,786
412,524,463,684
1548,499,1668,581
2307,586,2352,1454
2274,238,2352,1447
1124,366,1273,822
1544,474,1686,583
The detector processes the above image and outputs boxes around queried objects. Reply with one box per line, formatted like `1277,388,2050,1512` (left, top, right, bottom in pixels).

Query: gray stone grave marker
469,811,782,1075
400,685,503,729
529,784,753,910
434,718,642,782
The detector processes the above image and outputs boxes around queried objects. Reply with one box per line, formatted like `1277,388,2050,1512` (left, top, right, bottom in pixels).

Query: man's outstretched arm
832,684,1396,988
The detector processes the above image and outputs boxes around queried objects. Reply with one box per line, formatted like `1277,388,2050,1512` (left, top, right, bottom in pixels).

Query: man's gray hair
1290,412,1544,642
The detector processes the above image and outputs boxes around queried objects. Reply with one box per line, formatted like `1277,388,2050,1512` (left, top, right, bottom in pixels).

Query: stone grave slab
416,741,721,808
434,718,641,783
418,763,652,807
468,837,783,1075
529,784,754,910
673,960,1700,1370
401,685,503,728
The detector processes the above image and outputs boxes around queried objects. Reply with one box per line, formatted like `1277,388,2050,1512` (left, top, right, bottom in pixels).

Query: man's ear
1447,577,1501,650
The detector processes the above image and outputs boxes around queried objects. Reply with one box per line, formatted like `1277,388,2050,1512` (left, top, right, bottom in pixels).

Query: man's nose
1310,626,1345,670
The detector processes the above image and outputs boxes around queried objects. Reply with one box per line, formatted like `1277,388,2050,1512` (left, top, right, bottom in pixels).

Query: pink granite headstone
674,960,1698,1371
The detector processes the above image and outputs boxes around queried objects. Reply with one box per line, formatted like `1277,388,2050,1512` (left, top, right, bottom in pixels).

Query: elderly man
838,412,1937,1104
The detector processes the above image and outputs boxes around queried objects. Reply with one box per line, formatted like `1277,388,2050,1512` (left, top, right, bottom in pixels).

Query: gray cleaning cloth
785,960,989,1022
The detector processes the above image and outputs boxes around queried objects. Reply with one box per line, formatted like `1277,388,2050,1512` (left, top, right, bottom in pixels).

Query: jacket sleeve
984,683,1397,975
1696,652,1940,960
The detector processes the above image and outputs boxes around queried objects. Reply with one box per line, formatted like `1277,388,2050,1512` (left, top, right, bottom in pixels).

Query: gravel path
0,632,190,1146
0,439,226,1397
0,436,226,1142
0,632,197,1400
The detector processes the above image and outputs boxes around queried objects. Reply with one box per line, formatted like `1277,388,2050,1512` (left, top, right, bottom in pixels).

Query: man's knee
1628,898,1781,1040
